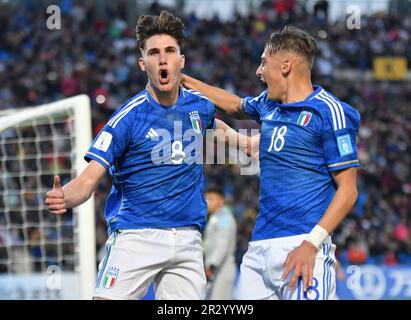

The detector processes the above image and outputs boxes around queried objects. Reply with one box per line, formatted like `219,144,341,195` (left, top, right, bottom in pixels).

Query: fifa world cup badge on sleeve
93,131,113,152
103,267,119,289
337,134,353,156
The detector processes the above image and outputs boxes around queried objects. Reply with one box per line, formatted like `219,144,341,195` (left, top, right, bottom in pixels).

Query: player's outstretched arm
181,74,245,118
281,167,358,292
213,119,252,157
214,119,261,158
214,119,247,152
45,160,107,215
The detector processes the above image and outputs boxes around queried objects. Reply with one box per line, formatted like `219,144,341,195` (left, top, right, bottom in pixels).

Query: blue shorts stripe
327,249,335,299
326,257,332,299
326,245,332,299
96,243,111,288
96,232,117,288
322,244,327,300
322,243,332,300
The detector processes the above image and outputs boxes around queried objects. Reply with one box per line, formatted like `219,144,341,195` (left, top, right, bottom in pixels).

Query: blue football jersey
85,87,216,234
242,86,360,240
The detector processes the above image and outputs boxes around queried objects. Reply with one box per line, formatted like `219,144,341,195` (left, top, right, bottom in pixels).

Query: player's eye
148,49,159,55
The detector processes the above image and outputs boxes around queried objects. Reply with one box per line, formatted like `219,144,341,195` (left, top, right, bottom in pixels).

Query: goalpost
0,95,96,299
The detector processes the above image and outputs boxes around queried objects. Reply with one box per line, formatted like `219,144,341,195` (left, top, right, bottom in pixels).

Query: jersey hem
109,222,202,234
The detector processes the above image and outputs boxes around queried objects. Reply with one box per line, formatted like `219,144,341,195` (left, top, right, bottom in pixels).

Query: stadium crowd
0,0,410,270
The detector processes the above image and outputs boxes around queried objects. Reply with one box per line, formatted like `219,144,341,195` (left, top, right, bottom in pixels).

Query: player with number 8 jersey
45,10,246,300
86,85,216,234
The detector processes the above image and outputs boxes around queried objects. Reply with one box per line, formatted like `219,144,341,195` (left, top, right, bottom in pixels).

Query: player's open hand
45,175,67,215
281,240,317,292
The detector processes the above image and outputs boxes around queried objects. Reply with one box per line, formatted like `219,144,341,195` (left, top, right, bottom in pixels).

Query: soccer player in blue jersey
45,11,246,300
182,26,360,300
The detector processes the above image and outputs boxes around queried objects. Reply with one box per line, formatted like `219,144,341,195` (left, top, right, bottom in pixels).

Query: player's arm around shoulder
181,73,245,117
214,119,257,156
45,160,107,215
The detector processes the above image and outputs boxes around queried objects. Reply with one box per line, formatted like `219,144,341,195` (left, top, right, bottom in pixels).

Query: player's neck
282,78,314,104
148,83,179,107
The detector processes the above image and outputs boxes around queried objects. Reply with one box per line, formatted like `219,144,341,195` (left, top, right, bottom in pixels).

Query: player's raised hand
45,175,67,215
281,240,317,293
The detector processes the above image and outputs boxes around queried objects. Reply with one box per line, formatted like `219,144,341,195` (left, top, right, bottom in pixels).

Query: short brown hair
136,10,186,52
265,26,317,68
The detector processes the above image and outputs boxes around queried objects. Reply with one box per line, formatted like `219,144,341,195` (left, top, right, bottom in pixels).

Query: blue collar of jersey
280,85,323,107
145,86,184,110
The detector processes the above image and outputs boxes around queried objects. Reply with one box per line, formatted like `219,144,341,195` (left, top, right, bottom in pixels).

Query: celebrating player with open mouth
182,26,360,300
45,10,247,300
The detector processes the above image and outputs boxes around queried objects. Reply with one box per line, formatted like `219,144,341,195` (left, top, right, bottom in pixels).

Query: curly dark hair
136,10,186,52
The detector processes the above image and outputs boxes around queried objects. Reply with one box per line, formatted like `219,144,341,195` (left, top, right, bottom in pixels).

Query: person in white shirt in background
203,186,237,300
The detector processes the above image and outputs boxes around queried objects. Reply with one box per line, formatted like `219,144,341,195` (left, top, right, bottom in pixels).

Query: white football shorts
94,227,206,300
236,234,336,300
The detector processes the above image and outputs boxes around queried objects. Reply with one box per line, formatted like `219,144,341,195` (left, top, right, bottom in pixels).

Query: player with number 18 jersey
238,85,360,300
243,86,360,241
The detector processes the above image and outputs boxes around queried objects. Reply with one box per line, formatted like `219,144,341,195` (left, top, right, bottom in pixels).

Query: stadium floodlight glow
96,95,106,104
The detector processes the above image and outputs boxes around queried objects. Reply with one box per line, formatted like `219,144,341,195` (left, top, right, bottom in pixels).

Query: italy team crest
103,267,119,289
189,111,202,134
297,111,312,126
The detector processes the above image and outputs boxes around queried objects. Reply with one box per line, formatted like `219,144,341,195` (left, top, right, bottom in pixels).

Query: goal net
0,95,96,299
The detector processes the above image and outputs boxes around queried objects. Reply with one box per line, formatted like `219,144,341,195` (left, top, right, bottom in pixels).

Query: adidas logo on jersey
146,128,159,138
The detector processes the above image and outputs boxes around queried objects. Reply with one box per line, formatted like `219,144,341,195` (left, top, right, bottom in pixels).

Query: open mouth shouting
159,69,170,85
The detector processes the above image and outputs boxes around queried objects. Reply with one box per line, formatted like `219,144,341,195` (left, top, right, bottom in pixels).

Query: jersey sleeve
322,103,361,172
84,109,134,170
241,90,268,123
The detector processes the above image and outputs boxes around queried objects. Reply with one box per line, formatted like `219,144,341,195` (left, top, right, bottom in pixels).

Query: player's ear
139,57,146,72
180,54,185,69
281,60,291,76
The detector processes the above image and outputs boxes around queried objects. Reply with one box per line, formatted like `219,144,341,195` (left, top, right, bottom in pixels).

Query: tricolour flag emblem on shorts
189,111,202,134
297,111,312,126
103,267,119,289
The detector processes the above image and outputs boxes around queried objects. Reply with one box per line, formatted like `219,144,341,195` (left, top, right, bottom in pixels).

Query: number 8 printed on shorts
297,277,320,300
